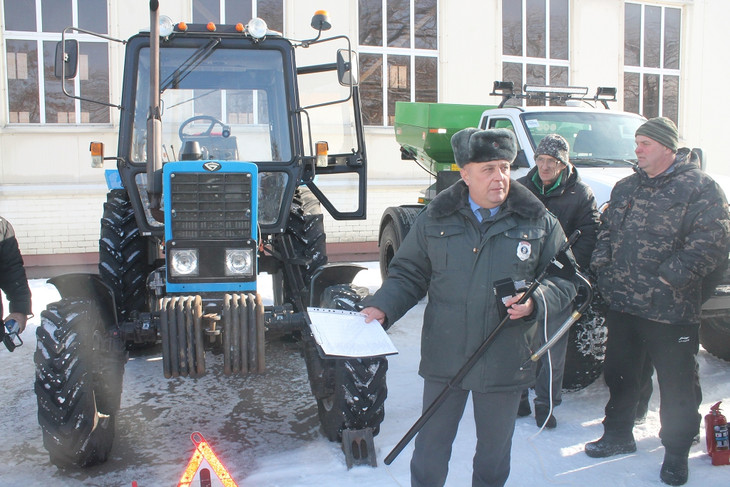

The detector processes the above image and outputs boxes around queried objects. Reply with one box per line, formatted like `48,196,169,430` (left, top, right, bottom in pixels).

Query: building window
624,3,681,123
502,0,569,106
192,0,283,33
358,0,438,126
3,0,110,124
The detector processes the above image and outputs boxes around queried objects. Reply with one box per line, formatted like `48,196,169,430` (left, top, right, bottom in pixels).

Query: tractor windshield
522,111,645,167
131,45,292,164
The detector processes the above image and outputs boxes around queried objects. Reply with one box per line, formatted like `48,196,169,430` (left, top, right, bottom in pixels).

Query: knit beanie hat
535,134,570,165
635,117,678,152
451,128,517,168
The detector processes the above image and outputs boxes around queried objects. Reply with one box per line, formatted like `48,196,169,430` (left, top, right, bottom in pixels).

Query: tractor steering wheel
178,115,231,141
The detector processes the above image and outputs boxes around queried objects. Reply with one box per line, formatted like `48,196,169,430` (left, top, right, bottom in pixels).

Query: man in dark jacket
516,134,600,428
585,117,730,486
0,216,32,338
361,128,576,487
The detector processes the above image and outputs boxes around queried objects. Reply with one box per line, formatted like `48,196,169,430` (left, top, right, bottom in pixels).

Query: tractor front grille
170,172,253,240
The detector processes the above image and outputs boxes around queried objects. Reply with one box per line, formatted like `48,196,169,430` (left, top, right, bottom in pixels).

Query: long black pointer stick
383,230,581,465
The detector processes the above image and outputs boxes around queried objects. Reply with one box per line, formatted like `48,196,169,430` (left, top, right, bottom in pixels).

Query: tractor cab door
296,44,367,221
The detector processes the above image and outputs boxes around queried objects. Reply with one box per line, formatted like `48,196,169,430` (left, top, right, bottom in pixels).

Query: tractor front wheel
303,284,388,442
34,298,126,468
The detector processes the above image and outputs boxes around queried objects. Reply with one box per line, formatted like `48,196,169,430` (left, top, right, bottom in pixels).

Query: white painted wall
1,0,728,260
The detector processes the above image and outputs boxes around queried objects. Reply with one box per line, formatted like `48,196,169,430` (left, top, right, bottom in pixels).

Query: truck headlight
170,248,199,276
225,248,254,276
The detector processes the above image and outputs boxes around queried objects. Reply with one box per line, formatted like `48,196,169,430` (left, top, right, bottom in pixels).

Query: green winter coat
363,180,577,393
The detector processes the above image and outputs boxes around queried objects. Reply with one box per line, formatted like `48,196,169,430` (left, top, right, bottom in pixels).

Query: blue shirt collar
469,195,500,222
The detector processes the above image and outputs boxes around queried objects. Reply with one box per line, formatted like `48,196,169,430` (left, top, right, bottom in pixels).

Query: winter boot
517,391,531,417
584,432,636,458
534,405,557,429
660,451,688,486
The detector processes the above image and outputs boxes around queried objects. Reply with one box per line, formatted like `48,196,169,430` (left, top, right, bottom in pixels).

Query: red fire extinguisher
705,401,730,466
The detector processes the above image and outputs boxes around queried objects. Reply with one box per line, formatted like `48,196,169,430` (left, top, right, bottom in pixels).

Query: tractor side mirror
54,39,79,79
337,49,358,86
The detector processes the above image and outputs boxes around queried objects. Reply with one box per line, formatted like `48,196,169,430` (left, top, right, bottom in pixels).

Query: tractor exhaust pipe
147,0,163,209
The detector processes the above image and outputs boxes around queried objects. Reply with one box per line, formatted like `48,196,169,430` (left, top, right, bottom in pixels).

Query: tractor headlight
246,18,268,39
225,248,254,276
170,248,199,276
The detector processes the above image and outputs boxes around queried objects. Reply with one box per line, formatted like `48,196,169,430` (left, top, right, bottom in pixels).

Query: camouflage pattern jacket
591,148,730,325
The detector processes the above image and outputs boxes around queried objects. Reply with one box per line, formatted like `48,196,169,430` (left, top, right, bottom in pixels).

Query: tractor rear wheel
303,284,388,442
99,189,153,325
275,187,328,311
34,298,126,468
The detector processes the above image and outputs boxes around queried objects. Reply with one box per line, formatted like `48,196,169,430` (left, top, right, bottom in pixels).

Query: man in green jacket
361,127,576,487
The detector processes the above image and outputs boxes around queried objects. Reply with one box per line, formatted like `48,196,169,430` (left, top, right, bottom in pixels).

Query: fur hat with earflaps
451,128,517,168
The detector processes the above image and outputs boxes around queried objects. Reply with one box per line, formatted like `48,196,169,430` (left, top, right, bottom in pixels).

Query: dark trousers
411,379,521,487
602,311,701,454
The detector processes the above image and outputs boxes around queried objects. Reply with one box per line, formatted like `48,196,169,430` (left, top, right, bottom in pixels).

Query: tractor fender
47,273,118,328
309,263,367,307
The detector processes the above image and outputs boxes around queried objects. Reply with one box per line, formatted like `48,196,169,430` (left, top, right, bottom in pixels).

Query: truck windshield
132,45,292,164
522,111,644,167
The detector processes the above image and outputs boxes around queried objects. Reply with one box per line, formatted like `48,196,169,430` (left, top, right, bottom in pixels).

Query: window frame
623,2,682,123
191,0,284,33
501,0,571,107
357,0,439,127
3,0,112,125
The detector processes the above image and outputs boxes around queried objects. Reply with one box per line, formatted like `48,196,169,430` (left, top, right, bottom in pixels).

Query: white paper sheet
307,307,398,358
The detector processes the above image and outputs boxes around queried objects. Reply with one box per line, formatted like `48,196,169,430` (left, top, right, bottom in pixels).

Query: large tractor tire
379,206,422,280
700,309,730,361
303,284,389,442
99,189,152,324
34,298,126,468
274,187,328,311
562,291,608,391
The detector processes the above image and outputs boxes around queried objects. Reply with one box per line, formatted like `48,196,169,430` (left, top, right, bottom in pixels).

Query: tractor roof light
246,18,268,39
311,10,332,31
159,15,174,37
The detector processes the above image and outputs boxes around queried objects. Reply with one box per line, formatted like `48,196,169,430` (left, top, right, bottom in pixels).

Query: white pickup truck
380,84,730,390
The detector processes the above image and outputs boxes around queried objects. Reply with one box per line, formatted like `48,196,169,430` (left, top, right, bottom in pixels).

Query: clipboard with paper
307,307,398,358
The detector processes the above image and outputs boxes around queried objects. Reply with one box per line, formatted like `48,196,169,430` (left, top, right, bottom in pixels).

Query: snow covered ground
1,262,728,486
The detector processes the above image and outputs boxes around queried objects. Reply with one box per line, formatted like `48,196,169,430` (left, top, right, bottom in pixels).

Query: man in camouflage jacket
585,117,730,486
362,128,576,487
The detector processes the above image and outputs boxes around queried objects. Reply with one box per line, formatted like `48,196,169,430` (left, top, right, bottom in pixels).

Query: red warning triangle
178,432,239,487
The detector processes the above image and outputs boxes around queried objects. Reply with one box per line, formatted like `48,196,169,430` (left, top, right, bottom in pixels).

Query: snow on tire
34,298,126,468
